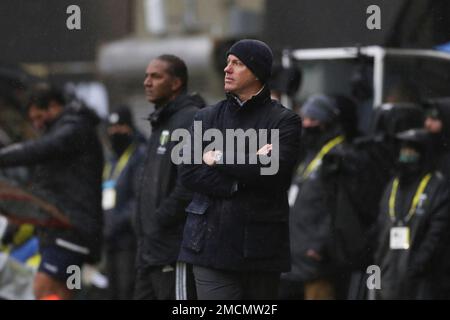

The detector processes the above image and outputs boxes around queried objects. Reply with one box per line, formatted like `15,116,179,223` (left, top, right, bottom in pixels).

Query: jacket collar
226,85,271,112
147,91,188,128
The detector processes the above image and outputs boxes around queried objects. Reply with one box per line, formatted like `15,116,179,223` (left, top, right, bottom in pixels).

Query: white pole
281,49,293,109
144,0,167,36
373,47,385,108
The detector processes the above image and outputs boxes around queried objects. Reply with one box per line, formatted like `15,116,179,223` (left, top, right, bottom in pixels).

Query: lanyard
103,143,136,181
300,135,345,179
388,173,432,224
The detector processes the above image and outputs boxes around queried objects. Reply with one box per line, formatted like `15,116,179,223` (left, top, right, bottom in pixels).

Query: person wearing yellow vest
280,94,344,300
374,128,450,299
103,106,146,299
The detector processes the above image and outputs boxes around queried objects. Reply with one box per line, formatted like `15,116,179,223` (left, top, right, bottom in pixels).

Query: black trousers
134,262,197,300
193,265,280,300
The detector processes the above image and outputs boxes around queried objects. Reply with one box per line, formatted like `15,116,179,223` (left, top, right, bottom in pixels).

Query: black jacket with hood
283,126,345,282
135,93,202,268
103,133,147,252
0,103,104,261
375,171,450,299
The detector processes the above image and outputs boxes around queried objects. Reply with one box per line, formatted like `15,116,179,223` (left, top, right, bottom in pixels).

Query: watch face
214,151,223,162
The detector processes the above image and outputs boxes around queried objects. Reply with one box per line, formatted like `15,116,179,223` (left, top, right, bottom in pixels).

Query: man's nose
224,64,232,74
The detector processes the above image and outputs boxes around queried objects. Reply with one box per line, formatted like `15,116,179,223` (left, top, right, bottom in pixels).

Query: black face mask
397,162,423,183
302,126,323,148
109,133,132,156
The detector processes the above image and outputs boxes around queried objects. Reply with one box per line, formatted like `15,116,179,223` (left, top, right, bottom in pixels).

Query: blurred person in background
102,106,146,300
424,99,450,179
281,94,344,300
134,54,202,300
324,101,428,299
423,99,450,298
0,83,103,300
374,128,450,299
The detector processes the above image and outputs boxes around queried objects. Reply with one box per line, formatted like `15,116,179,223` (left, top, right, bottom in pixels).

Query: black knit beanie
227,39,273,84
108,105,134,128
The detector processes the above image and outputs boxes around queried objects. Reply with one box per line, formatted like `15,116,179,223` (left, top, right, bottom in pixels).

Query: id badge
102,180,117,210
390,226,410,250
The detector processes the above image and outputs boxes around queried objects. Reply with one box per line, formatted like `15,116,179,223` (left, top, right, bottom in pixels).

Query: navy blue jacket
178,87,302,272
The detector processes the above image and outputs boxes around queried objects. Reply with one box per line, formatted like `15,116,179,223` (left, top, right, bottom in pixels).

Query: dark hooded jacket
427,99,450,298
0,103,104,261
135,93,202,268
103,133,147,252
375,171,450,300
283,125,345,282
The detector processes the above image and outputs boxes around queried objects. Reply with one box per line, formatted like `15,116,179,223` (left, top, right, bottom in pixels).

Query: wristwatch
214,150,223,164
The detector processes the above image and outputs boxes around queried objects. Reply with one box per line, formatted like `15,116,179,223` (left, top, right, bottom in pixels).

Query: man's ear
171,77,183,92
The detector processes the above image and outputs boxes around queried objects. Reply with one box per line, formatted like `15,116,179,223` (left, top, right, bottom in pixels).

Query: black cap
227,39,273,84
373,103,425,137
108,106,134,128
